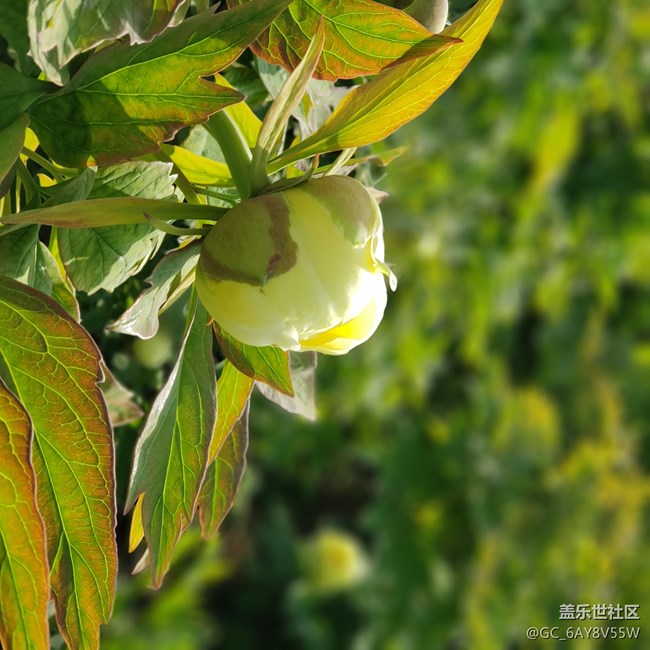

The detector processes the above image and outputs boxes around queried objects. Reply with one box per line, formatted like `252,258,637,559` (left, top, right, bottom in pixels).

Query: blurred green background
99,1,650,648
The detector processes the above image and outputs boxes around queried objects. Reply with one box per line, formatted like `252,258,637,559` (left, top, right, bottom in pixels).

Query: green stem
194,187,238,205
204,111,252,200
143,212,212,237
15,161,40,204
21,148,66,182
152,151,203,205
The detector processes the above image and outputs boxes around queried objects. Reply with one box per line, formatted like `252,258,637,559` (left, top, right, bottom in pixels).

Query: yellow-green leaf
229,0,457,81
29,0,292,166
272,0,503,168
0,114,29,192
161,144,234,187
0,277,117,649
198,403,249,539
209,361,254,462
0,381,49,650
214,324,294,396
125,297,217,587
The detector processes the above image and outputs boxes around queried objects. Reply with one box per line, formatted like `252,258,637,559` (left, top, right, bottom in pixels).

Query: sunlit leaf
198,403,249,539
214,324,294,396
272,0,503,168
28,0,292,166
108,243,201,339
0,380,49,650
209,361,254,462
0,114,29,191
250,19,325,190
256,351,317,419
228,0,458,81
125,297,217,587
28,0,191,84
160,144,234,187
0,277,117,649
1,197,222,228
0,64,50,131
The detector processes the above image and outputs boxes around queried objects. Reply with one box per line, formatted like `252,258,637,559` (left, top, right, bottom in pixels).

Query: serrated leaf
108,243,201,339
1,197,222,228
0,277,117,649
272,0,502,168
0,380,49,650
228,0,457,81
125,297,217,588
58,224,164,294
0,64,50,131
28,0,191,85
28,0,292,166
213,324,293,396
197,402,249,539
209,361,254,462
0,114,29,191
256,351,317,419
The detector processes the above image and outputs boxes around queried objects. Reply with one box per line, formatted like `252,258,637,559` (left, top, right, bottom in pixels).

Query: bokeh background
96,1,650,648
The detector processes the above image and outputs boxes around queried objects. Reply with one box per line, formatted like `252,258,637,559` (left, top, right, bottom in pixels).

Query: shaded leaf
0,380,49,650
272,0,502,168
0,0,34,74
209,361,254,462
256,351,317,419
125,297,217,587
108,243,201,339
214,323,294,396
28,0,292,166
0,64,50,131
99,364,144,428
0,114,29,191
0,197,222,228
228,0,457,81
198,403,249,539
0,277,117,649
28,0,190,85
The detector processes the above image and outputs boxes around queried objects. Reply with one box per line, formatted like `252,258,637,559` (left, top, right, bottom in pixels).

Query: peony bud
195,176,394,355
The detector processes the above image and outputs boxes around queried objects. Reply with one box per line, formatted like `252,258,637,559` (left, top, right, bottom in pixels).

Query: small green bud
195,176,394,355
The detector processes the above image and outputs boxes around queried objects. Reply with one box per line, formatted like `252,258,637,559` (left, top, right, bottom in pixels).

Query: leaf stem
21,148,67,182
144,212,212,237
204,111,252,201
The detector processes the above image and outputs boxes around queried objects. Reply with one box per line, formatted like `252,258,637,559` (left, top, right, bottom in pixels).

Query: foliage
0,0,504,648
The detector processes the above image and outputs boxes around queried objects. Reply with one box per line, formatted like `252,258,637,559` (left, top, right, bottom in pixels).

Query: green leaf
160,144,234,187
125,297,217,587
0,277,117,649
272,0,503,168
0,197,222,228
256,351,317,419
213,324,294,396
28,0,293,166
0,114,29,192
209,361,254,462
0,64,50,131
108,243,201,339
56,162,176,294
0,380,49,650
228,0,457,81
197,402,249,539
0,0,34,74
28,0,191,85
99,364,144,428
249,19,325,193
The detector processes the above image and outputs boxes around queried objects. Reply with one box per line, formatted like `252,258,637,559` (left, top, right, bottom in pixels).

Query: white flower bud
195,176,394,355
